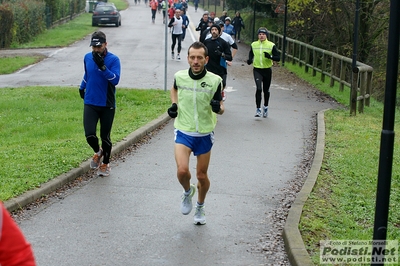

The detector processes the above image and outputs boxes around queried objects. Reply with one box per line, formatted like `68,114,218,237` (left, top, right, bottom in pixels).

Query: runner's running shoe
194,204,206,225
221,90,226,101
97,163,111,177
263,106,268,118
181,184,196,215
90,150,103,169
255,108,262,117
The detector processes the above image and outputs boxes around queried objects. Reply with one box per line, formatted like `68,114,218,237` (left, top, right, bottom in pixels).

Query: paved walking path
3,3,339,265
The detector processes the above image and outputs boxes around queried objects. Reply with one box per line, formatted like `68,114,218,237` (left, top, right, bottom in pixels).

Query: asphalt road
3,2,339,265
0,1,194,89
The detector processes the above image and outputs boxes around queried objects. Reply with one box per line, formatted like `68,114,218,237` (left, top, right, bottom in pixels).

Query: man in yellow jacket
247,27,281,118
167,41,224,225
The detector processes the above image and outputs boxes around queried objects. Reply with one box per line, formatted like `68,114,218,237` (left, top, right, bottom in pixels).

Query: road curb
4,113,171,213
283,109,329,266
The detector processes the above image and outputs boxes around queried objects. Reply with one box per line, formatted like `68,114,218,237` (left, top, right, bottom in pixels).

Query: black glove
264,52,272,59
210,99,220,113
79,89,85,99
246,59,252,65
167,103,178,118
92,52,106,71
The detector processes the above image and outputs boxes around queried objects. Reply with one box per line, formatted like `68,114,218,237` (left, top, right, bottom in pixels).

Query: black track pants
171,34,182,53
253,67,272,108
83,104,115,164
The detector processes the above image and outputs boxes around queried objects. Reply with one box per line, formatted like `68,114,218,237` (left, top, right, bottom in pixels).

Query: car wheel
115,21,119,27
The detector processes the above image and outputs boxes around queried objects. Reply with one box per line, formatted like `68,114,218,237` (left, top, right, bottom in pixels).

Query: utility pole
282,0,288,66
371,0,400,264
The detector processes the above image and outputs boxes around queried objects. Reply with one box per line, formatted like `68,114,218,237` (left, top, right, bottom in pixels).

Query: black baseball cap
90,31,106,46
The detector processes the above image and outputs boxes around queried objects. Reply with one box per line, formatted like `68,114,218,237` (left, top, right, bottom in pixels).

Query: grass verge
0,86,170,201
4,0,128,72
9,0,127,49
0,56,45,74
285,63,400,265
14,14,94,49
0,0,172,202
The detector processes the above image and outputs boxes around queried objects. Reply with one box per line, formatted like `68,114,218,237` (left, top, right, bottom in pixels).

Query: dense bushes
0,0,85,48
11,0,46,44
0,5,13,48
46,0,85,26
0,0,45,47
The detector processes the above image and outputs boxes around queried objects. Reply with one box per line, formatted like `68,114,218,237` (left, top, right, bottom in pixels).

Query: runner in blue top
79,31,121,177
222,17,235,38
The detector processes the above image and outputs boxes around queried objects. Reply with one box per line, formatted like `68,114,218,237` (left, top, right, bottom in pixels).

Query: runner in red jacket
0,202,36,266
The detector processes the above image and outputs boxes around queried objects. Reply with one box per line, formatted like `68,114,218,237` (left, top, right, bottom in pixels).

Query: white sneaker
181,184,196,215
171,52,175,59
263,106,268,118
255,108,262,117
176,54,181,60
194,204,206,225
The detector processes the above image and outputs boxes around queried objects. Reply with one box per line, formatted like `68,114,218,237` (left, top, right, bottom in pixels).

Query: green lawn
285,63,400,265
0,56,45,74
0,0,172,202
0,86,170,201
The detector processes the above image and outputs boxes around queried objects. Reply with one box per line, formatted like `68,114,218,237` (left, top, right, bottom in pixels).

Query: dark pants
151,9,157,21
83,104,115,164
253,67,272,108
234,29,241,40
182,28,187,40
171,34,182,53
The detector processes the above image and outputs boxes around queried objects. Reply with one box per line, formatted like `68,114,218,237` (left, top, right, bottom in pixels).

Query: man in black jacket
199,19,214,43
203,24,232,90
196,11,210,40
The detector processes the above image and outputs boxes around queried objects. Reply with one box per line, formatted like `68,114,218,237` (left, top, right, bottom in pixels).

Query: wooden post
330,57,335,87
312,49,317,77
305,47,309,73
366,71,372,107
339,60,345,92
358,71,366,113
350,68,358,116
321,53,327,83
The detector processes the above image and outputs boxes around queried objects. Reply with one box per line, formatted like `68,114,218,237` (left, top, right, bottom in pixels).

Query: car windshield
96,6,115,12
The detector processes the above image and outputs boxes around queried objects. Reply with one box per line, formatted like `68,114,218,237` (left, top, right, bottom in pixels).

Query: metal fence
269,31,374,115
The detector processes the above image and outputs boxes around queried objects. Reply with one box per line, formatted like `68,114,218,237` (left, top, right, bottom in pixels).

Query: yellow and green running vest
174,70,222,133
251,40,275,69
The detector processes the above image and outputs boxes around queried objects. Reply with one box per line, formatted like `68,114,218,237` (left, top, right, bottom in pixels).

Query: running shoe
171,52,175,59
255,108,262,117
177,54,181,60
181,184,196,215
194,204,206,225
97,163,111,177
263,106,268,118
90,150,103,169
